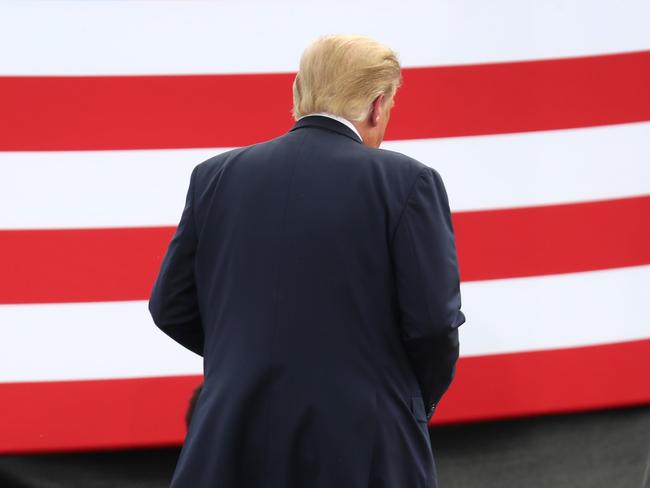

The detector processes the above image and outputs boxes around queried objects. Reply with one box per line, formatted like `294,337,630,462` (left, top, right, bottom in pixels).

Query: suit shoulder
376,146,428,170
194,145,250,176
194,133,289,177
358,145,435,185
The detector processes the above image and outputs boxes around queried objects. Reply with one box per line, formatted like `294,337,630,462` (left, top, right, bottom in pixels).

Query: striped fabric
1,0,649,453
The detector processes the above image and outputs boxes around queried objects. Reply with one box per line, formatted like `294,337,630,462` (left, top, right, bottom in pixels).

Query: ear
369,94,385,127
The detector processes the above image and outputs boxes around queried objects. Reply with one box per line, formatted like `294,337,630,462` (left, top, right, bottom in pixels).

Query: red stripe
0,375,203,454
0,227,175,304
1,196,648,304
431,338,650,425
2,339,648,454
1,51,649,151
453,195,650,282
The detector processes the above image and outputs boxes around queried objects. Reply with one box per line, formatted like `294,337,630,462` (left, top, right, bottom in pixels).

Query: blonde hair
292,35,401,121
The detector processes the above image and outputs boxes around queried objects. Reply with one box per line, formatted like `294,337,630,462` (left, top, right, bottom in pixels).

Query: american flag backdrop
1,0,649,454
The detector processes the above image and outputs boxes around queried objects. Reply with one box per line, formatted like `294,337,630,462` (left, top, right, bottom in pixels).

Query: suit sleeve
391,167,466,418
148,165,204,356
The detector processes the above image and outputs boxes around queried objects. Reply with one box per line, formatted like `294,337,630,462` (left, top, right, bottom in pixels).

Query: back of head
292,35,401,122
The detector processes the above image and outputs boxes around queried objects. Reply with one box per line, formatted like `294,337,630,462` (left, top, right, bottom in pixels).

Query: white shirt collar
298,112,363,142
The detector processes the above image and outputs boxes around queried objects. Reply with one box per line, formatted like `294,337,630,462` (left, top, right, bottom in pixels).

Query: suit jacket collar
289,115,363,144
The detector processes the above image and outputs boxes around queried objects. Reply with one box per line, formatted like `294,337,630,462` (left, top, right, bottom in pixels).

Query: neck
351,121,380,148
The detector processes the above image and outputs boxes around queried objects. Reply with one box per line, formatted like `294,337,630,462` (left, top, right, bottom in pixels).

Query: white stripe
0,0,648,75
0,266,648,382
0,301,203,382
459,265,650,357
384,122,650,213
1,122,649,229
1,148,203,230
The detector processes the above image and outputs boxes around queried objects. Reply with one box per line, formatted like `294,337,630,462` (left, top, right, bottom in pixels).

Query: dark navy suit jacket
149,115,465,488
